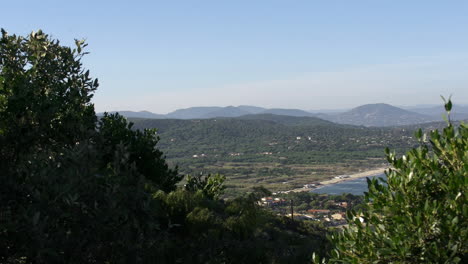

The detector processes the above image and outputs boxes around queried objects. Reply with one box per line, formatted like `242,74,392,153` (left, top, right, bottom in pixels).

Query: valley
128,114,430,196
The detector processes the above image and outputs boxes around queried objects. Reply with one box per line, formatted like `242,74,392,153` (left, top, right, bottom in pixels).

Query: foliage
315,100,467,263
0,29,97,165
0,29,329,263
274,192,363,213
150,187,330,263
0,29,177,263
0,140,165,263
185,173,226,199
96,113,181,192
130,117,417,164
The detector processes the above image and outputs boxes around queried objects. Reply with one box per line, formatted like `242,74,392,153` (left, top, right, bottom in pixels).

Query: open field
172,158,387,197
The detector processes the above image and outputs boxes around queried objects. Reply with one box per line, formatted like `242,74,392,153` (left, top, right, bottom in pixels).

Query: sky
3,0,468,113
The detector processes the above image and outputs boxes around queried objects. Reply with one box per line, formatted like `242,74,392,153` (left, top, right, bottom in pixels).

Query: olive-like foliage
314,100,467,264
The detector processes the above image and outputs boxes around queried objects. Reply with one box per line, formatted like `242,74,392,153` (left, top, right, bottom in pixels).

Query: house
337,202,348,208
331,213,344,220
260,197,286,207
287,213,315,220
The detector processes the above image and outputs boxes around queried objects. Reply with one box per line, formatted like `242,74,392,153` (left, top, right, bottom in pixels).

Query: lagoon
311,174,386,195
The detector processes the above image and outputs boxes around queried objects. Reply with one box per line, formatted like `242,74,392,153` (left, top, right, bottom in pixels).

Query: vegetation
130,116,418,162
0,30,328,263
276,192,364,213
314,101,467,263
2,29,466,264
130,116,420,195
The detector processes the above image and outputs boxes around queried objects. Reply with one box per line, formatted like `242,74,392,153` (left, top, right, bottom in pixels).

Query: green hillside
130,116,418,195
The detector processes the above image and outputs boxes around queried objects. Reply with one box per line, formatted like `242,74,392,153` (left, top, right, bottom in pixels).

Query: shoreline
287,167,388,193
318,167,387,187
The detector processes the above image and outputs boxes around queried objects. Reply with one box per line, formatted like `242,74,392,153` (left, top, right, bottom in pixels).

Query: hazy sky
3,1,468,113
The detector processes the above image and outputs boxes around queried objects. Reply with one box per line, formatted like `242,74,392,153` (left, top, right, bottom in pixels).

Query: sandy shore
318,167,387,186
286,167,388,193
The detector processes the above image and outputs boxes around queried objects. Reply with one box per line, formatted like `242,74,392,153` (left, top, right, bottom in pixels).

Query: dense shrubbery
0,30,328,263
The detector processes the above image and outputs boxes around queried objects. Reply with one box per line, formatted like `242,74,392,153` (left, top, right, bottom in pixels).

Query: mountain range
323,104,434,127
402,105,468,121
100,103,468,127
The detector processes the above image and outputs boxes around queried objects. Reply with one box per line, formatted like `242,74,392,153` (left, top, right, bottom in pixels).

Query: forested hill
234,113,335,126
130,115,416,162
131,114,335,130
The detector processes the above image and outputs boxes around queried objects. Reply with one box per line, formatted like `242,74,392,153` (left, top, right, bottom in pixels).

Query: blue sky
3,0,468,113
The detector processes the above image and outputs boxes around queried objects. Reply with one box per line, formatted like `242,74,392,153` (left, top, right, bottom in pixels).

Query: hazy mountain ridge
102,103,467,126
101,110,166,119
403,105,468,121
165,106,223,119
259,108,317,117
323,103,436,127
201,106,252,118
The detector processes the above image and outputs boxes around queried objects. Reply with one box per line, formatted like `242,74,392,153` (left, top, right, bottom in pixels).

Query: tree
0,30,103,261
96,113,181,192
314,100,467,263
0,29,97,166
0,29,181,263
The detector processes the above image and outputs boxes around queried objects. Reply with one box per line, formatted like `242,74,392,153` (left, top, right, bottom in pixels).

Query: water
311,173,386,195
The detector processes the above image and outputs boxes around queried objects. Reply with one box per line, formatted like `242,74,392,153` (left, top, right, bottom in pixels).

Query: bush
315,101,467,263
1,29,330,263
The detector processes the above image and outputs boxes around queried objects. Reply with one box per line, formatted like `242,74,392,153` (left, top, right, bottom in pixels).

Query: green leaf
415,129,422,140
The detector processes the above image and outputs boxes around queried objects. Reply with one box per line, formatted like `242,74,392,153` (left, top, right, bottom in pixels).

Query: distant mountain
98,110,166,119
406,104,468,121
165,106,265,119
259,108,316,117
237,105,266,114
104,106,318,120
308,108,349,114
165,106,223,119
236,113,335,126
201,106,252,118
164,106,318,119
325,103,435,127
100,106,267,120
102,103,464,125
